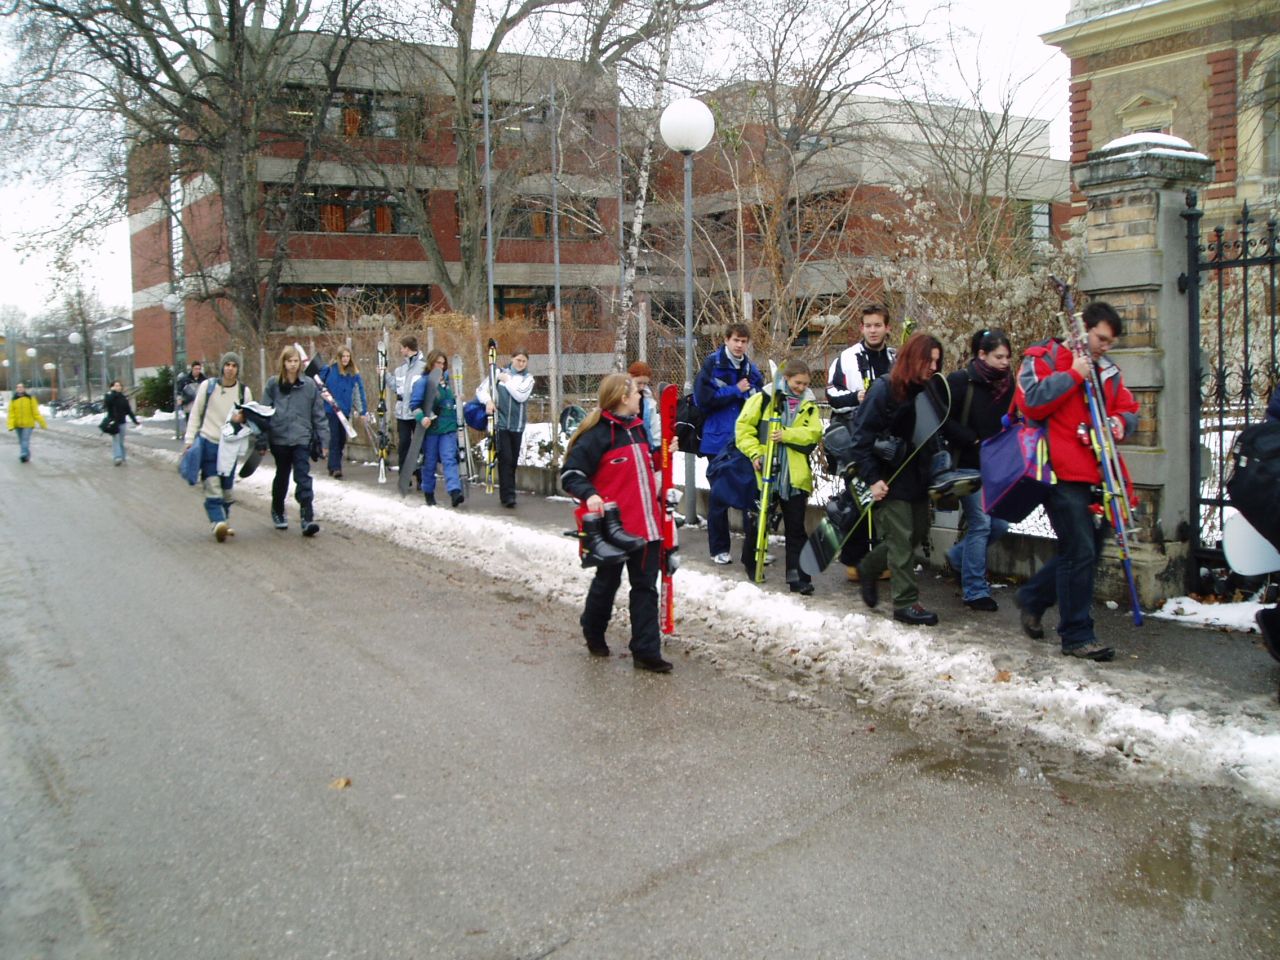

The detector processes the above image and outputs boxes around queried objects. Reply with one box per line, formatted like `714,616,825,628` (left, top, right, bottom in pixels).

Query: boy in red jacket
1013,301,1139,661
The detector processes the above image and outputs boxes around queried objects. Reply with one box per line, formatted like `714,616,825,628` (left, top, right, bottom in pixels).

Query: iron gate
1182,190,1280,581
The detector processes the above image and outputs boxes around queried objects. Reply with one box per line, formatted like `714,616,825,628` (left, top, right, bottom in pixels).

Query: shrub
137,365,176,413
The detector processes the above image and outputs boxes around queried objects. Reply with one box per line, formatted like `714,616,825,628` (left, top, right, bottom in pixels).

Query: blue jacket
693,346,763,456
319,364,367,417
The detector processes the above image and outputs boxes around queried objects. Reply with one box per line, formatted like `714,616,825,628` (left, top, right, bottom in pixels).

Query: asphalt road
1,425,1277,959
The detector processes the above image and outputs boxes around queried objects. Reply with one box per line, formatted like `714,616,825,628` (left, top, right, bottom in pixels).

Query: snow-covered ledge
1074,133,1215,190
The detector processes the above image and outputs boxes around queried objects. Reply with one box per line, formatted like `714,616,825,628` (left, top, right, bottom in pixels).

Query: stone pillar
1073,134,1214,604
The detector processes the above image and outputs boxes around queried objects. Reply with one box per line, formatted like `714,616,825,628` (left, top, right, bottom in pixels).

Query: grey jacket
393,352,426,421
263,376,326,448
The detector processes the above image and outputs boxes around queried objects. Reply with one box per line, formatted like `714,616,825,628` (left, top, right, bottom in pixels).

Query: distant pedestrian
183,353,251,542
319,346,367,479
735,358,823,593
263,345,327,537
6,382,46,463
412,350,464,507
103,380,140,465
478,349,534,508
627,360,663,454
392,335,427,479
561,373,671,673
175,360,207,434
941,329,1014,611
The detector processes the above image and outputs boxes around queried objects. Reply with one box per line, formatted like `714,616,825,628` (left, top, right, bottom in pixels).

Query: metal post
482,70,497,327
550,82,563,457
682,151,699,523
170,306,182,440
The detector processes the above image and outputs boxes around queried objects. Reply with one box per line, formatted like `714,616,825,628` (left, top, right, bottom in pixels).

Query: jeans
421,432,461,495
946,491,1010,601
15,427,32,459
198,438,234,523
1016,481,1108,649
497,429,522,505
112,423,127,462
270,444,314,515
326,411,348,473
580,542,661,660
706,490,750,558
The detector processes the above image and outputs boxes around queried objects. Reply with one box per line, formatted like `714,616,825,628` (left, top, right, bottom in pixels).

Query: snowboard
1224,512,1280,576
452,354,473,497
238,440,268,479
799,375,951,577
399,368,443,496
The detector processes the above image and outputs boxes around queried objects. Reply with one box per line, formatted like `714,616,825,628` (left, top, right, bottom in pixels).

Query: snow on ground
1151,595,1268,632
129,438,1280,807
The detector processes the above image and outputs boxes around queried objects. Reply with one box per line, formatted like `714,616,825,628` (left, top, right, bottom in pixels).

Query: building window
274,285,431,330
265,185,405,235
493,287,599,330
1265,59,1280,177
280,86,419,139
501,196,602,239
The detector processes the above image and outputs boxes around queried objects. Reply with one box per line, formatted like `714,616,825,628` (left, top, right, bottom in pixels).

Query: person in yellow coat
6,383,47,463
735,358,823,593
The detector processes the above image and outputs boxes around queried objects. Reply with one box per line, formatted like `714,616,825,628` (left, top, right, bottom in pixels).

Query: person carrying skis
263,345,327,537
1013,301,1138,661
850,332,945,626
734,358,823,593
941,328,1014,612
411,350,464,507
392,335,426,480
183,353,251,542
6,382,46,463
477,349,534,508
561,373,671,673
695,323,764,564
319,346,366,479
103,379,140,465
825,303,896,419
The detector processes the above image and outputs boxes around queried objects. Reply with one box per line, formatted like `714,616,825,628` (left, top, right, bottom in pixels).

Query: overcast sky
0,0,1071,325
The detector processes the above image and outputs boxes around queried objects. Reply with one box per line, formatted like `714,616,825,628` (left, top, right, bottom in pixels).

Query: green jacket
427,381,458,436
735,385,822,493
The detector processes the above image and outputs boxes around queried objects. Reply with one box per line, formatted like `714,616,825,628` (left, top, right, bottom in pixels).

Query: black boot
450,490,465,507
580,515,628,567
424,492,436,506
301,505,319,537
600,502,646,554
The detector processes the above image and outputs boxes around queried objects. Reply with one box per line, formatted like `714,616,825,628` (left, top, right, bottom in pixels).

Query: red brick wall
1206,49,1238,200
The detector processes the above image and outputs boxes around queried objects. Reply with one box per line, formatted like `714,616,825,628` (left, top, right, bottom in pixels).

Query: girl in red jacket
560,373,671,673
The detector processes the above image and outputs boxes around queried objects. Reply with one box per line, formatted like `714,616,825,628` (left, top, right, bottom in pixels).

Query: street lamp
659,97,715,524
25,347,37,389
163,292,183,439
43,361,57,401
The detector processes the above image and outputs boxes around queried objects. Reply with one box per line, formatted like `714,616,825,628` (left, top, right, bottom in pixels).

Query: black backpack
674,392,705,455
1227,419,1280,550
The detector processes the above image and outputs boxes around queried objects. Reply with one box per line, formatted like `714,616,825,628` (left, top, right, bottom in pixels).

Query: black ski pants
497,428,522,505
580,541,661,660
396,418,417,473
741,492,811,584
270,444,314,516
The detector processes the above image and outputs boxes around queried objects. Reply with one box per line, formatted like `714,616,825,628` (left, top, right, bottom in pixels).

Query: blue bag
178,437,202,485
463,398,489,431
706,445,758,511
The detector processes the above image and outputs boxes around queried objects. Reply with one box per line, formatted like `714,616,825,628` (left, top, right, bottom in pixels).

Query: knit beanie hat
220,351,243,370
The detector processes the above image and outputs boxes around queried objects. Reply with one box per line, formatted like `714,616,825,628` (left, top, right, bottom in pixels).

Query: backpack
674,392,705,455
1227,419,1280,551
193,377,247,433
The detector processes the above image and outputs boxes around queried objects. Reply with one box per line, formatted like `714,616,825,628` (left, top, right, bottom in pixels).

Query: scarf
972,357,1012,402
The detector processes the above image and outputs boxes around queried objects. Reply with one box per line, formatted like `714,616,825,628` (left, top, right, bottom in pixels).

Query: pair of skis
484,339,498,494
370,331,392,483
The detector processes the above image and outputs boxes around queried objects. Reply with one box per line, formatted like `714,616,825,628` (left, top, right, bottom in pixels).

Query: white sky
0,0,1071,324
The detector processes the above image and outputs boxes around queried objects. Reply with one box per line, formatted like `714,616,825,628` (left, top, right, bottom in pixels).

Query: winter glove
414,410,425,423
309,437,323,461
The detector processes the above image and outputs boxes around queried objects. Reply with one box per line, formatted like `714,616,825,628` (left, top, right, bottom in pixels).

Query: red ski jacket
560,411,662,542
1015,338,1139,486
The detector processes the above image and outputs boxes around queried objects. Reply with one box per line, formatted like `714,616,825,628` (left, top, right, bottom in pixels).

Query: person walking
1013,301,1138,661
561,373,671,673
175,360,207,434
183,353,252,542
850,332,946,626
478,349,534,508
734,358,823,593
103,380,139,465
695,323,764,564
941,329,1014,611
825,303,897,418
263,345,327,537
6,382,46,463
412,350,464,507
392,335,426,480
319,346,367,479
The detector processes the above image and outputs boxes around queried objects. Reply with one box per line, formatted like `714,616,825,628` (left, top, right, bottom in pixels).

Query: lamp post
163,292,183,440
68,330,85,399
43,362,57,401
659,97,715,524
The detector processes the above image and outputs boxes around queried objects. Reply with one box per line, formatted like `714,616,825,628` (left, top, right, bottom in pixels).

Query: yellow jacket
6,395,46,430
735,385,822,493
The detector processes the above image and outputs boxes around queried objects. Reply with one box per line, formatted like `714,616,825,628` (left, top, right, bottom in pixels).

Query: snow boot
600,502,645,555
271,510,288,530
579,514,628,567
424,492,436,506
301,506,319,538
450,490,465,507
213,521,229,543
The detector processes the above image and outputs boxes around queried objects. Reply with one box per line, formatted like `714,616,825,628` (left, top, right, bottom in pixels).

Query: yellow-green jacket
6,395,46,430
735,385,822,493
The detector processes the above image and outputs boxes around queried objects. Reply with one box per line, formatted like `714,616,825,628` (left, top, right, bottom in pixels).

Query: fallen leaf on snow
329,777,353,790
994,670,1012,683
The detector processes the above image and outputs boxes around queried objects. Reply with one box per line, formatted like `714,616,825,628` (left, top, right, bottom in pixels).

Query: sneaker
450,491,465,507
858,566,879,608
213,521,229,543
964,596,999,612
1014,593,1045,640
790,581,815,596
633,655,674,674
712,552,733,565
271,511,288,530
762,554,775,566
893,603,939,626
333,470,342,480
1062,642,1115,661
301,509,319,538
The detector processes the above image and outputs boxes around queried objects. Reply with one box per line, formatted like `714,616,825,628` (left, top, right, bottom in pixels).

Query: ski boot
578,514,628,568
600,502,646,555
